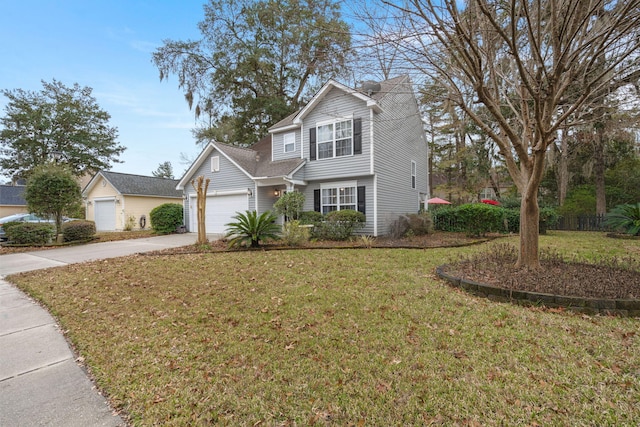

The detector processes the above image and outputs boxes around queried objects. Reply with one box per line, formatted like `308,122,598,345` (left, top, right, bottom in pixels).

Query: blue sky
0,1,208,180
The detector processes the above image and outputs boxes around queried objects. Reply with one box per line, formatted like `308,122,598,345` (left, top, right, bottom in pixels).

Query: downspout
119,194,125,231
370,108,378,236
254,183,259,213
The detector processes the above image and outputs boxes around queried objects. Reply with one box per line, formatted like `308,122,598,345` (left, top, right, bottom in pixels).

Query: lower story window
321,186,356,214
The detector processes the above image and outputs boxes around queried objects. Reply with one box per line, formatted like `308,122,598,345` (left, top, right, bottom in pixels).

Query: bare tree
380,0,640,268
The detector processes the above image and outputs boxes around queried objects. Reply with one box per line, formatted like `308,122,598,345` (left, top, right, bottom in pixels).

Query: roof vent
362,80,381,96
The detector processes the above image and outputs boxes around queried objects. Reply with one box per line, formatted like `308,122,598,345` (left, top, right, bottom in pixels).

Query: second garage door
94,199,116,231
191,193,249,234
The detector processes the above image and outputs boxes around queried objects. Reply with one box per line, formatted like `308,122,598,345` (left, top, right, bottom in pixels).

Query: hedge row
4,220,96,245
431,204,559,236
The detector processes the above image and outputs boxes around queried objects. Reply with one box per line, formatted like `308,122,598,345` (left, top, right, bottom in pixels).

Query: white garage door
191,193,249,234
94,199,116,231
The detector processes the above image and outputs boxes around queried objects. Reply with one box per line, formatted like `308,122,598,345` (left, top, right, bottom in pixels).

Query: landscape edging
436,265,640,318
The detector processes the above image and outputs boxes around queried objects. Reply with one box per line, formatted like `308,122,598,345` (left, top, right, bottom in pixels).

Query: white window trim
211,156,220,172
320,181,358,214
411,160,417,189
283,132,295,153
316,117,354,160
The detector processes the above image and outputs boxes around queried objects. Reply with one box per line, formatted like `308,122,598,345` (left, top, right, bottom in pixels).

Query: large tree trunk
515,149,546,269
517,191,540,269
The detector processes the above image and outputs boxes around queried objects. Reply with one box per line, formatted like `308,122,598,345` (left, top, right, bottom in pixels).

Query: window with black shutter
354,118,362,155
357,186,366,215
309,128,316,161
314,189,321,212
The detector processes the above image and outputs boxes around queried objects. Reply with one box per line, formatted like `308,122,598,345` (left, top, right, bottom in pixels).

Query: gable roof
84,171,182,198
269,75,409,133
177,136,306,190
0,185,26,206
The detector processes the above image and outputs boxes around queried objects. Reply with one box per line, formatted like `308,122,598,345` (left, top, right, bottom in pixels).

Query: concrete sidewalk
0,233,203,426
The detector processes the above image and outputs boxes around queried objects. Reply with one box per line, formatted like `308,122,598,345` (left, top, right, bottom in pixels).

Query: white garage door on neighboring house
94,199,116,231
190,193,249,234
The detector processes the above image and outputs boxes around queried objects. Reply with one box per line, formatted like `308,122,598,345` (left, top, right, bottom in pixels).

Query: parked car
0,213,75,241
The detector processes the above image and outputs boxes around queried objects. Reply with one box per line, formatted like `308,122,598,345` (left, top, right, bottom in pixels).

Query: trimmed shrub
299,211,324,225
62,220,96,242
281,220,311,246
150,203,183,235
434,203,557,235
315,209,365,241
431,206,465,232
6,222,55,245
456,203,504,237
2,221,23,234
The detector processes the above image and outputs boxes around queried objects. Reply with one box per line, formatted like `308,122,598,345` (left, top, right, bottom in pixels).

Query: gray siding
373,79,429,235
302,88,373,181
182,148,256,230
271,129,302,161
256,187,279,218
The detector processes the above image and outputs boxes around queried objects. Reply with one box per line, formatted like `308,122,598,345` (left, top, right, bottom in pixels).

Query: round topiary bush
299,211,324,225
62,220,96,242
149,203,184,235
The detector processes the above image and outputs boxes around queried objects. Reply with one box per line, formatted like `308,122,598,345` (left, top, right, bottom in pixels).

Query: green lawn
10,232,640,426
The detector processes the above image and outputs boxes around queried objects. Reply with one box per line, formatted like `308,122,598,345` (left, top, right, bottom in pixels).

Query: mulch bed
442,249,640,300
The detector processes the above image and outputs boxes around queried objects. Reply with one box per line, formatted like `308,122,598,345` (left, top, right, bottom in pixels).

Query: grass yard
9,232,640,426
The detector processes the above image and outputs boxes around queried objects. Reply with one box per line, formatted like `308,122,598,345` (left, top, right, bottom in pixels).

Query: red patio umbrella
427,197,452,205
426,197,452,209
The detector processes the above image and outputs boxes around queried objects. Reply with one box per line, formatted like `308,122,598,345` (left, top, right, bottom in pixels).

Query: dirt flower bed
149,232,492,255
442,243,640,300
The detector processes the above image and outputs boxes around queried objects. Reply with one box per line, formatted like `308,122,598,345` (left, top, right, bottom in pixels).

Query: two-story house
177,75,429,236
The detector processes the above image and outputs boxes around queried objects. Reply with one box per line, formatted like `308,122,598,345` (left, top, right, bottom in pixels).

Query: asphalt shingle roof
214,136,305,178
0,185,26,206
100,171,182,198
269,75,408,132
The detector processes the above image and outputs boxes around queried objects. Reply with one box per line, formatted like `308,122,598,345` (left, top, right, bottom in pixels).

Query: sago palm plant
224,210,280,248
605,203,640,236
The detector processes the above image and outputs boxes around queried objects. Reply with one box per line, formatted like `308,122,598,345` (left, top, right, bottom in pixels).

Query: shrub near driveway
9,234,640,426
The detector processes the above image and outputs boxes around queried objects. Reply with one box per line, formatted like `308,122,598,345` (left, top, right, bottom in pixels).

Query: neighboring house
177,75,429,236
0,185,27,217
83,171,182,231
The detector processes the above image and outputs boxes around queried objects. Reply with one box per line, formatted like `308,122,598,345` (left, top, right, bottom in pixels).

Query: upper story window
211,156,220,172
283,132,295,153
317,118,353,159
309,118,362,161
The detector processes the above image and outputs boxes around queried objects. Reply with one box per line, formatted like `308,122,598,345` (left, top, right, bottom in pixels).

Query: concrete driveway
0,233,205,426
